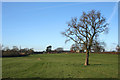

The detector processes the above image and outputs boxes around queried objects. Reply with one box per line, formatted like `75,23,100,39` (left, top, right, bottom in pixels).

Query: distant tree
55,47,63,53
116,45,120,52
46,45,52,53
62,10,108,66
3,46,10,51
2,45,33,57
24,48,29,51
70,43,85,52
91,41,106,52
28,48,34,54
20,48,34,55
70,43,80,52
12,46,19,51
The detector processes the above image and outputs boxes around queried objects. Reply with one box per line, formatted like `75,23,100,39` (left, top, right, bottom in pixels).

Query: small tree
46,45,52,53
62,10,108,66
91,41,106,52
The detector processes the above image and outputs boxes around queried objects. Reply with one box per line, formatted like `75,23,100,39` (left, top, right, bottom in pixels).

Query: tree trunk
84,49,89,66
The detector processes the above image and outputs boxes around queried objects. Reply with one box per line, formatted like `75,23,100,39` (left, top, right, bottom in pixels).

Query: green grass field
2,53,118,78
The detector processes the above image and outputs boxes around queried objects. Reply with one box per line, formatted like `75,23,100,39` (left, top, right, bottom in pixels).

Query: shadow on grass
89,64,113,66
71,63,112,67
90,64,102,66
63,63,110,68
65,63,103,66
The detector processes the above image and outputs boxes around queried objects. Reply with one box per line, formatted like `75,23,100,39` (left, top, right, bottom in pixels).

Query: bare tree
62,10,108,66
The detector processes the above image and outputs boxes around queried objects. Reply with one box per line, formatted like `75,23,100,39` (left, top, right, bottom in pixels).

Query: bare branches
62,32,80,44
62,10,108,51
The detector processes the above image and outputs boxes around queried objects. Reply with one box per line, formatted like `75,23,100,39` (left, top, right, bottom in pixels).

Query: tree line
2,45,34,57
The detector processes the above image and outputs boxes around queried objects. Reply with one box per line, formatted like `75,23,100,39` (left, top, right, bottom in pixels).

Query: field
2,53,118,78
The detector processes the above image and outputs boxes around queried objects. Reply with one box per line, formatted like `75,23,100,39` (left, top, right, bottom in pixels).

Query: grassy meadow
2,53,118,78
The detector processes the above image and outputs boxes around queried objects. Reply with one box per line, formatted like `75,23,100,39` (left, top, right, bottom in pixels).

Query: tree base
84,63,90,66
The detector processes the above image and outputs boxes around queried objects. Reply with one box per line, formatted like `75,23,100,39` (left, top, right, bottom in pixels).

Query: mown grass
2,53,118,78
